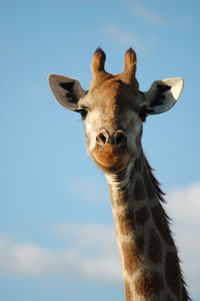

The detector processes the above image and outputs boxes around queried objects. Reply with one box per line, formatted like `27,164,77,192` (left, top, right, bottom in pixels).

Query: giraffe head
48,48,183,173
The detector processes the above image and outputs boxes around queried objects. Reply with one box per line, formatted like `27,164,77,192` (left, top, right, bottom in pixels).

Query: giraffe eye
75,108,88,120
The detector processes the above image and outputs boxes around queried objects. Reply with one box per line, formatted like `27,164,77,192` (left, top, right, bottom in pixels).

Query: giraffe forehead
83,80,140,113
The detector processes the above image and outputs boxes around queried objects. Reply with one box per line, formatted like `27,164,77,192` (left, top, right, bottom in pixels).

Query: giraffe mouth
92,144,131,173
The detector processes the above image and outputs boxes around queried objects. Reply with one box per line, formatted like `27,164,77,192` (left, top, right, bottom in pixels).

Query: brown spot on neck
135,271,164,297
148,228,163,264
135,205,150,226
133,179,146,201
135,235,145,253
121,241,142,274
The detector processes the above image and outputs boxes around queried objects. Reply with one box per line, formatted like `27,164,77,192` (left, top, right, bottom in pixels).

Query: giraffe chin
92,144,131,173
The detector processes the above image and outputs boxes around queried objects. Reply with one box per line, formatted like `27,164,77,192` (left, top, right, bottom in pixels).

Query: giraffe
48,48,190,301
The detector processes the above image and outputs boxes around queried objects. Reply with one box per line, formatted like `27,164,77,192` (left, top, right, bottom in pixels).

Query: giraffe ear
144,78,184,115
48,74,87,110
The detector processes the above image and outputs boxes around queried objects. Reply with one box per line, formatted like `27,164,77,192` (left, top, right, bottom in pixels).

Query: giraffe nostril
98,133,106,143
115,131,127,147
96,130,109,145
96,129,127,148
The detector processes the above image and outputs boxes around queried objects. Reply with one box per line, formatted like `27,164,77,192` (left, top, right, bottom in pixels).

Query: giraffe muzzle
96,129,127,149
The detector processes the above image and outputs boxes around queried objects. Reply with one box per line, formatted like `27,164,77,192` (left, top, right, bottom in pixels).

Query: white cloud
0,224,121,282
167,182,200,226
127,0,192,29
128,0,167,26
0,182,199,296
0,235,77,277
104,24,143,52
104,23,157,54
165,182,200,296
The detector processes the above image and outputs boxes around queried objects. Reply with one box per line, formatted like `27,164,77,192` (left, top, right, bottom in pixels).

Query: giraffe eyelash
75,108,88,120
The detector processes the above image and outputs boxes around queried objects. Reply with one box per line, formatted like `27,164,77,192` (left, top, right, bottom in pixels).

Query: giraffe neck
105,154,189,301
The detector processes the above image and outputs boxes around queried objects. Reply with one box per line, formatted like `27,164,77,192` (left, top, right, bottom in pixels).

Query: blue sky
0,0,200,300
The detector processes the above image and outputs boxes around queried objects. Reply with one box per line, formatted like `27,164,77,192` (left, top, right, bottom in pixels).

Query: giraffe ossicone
48,48,190,301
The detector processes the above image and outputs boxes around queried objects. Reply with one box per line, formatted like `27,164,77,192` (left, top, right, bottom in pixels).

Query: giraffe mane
144,155,191,300
143,155,165,203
